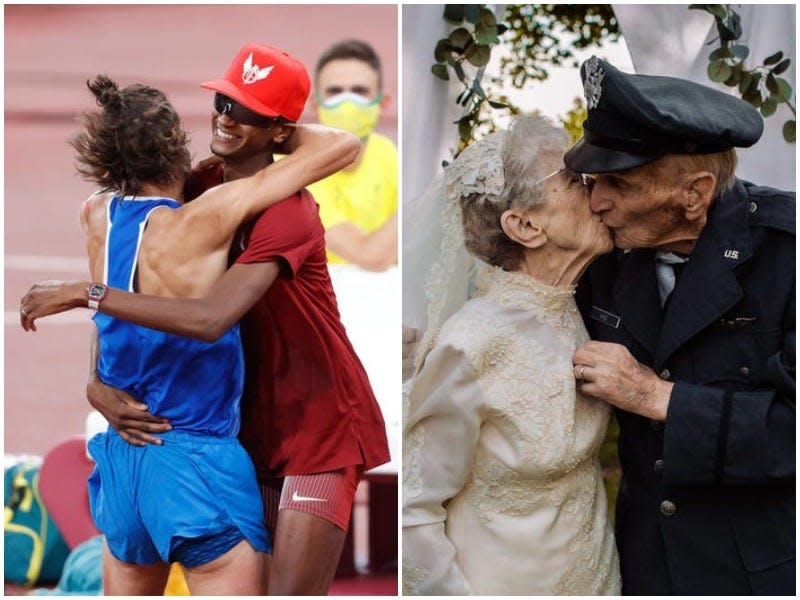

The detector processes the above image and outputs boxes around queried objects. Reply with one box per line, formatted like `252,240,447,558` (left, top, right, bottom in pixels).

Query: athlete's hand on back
87,375,171,446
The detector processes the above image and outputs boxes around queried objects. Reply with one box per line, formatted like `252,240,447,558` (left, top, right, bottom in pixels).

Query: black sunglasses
213,93,284,128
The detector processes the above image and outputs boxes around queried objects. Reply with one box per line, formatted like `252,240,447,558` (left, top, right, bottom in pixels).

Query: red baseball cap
201,43,310,122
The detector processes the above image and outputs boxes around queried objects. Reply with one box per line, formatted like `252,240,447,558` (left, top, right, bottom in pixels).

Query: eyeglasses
506,168,595,209
572,171,596,190
534,168,595,190
213,93,284,128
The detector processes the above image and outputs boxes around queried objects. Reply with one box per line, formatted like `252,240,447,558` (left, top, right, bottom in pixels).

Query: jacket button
654,459,664,473
739,366,750,376
749,201,758,213
650,419,664,431
660,500,677,516
659,368,671,380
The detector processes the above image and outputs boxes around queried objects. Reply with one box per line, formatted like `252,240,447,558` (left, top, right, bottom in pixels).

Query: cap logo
584,56,605,110
242,52,273,85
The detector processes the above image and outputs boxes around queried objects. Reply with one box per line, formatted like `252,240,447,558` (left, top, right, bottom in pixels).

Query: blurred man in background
311,40,398,271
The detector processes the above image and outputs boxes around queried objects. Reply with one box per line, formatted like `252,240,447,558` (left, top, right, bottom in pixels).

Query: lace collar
473,263,577,317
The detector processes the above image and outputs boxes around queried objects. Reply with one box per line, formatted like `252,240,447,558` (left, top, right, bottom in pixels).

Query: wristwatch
87,283,107,310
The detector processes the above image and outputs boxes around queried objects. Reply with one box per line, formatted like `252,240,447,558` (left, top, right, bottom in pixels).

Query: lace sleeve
402,340,484,595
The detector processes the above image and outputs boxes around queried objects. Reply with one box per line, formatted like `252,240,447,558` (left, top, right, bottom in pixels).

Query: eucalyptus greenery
431,4,619,155
690,4,795,142
430,5,511,149
433,4,795,151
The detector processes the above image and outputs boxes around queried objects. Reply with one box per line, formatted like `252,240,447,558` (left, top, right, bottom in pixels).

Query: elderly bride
402,115,619,595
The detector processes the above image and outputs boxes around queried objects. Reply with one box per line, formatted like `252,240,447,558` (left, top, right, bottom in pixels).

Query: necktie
655,251,689,307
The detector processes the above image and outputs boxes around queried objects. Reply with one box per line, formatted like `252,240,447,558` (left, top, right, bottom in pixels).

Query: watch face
88,284,106,299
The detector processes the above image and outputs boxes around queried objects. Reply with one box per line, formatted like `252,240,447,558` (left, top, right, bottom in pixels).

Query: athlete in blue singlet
88,194,267,569
18,73,358,594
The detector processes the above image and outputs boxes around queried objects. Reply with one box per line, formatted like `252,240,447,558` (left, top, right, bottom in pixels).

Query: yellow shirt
308,132,398,264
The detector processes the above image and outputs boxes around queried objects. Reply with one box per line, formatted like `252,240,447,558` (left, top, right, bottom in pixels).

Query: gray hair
461,115,570,270
501,115,571,210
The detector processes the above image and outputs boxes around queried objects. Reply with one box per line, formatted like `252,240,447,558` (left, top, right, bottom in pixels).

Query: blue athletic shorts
87,429,270,566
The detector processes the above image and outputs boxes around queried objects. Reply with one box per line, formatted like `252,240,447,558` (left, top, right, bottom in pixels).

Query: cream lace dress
402,265,620,595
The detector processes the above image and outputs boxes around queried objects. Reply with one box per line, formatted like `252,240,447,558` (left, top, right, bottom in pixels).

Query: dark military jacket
577,179,795,595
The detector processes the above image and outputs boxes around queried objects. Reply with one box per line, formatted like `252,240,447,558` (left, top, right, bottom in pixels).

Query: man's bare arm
21,261,280,342
170,126,359,258
325,212,397,271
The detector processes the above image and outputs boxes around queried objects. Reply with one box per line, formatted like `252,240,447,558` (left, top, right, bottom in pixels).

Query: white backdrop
614,4,796,190
329,265,400,474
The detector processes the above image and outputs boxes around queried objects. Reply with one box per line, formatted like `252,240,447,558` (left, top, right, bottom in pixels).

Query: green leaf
773,58,791,75
465,43,491,67
479,7,497,27
443,5,465,24
434,39,453,63
729,44,749,60
760,97,778,117
776,77,793,101
458,118,473,142
488,99,510,109
707,4,727,19
782,119,795,143
431,64,449,81
723,62,742,87
766,73,779,95
465,4,481,24
743,91,763,108
748,72,762,94
708,60,732,83
716,21,736,43
449,27,472,51
738,71,752,94
709,47,732,61
763,51,783,65
729,12,742,39
475,22,500,45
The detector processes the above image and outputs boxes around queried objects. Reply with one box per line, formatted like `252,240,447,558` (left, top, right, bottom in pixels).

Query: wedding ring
578,365,586,380
20,307,27,317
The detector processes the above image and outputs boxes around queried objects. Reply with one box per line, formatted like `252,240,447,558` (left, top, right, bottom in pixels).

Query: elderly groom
570,57,795,595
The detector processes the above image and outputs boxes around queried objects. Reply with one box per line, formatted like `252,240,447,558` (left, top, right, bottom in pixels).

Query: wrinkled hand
20,280,87,332
573,341,672,421
88,375,171,446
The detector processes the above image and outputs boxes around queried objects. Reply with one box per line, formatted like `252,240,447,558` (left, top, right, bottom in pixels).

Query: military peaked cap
565,56,764,173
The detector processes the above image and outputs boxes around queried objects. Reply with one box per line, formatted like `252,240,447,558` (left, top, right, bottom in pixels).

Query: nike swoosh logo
291,491,327,503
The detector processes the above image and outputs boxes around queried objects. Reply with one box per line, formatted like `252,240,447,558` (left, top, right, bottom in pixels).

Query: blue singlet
87,195,269,566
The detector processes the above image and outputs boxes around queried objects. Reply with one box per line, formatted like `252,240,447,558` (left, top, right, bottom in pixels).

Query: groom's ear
500,209,547,250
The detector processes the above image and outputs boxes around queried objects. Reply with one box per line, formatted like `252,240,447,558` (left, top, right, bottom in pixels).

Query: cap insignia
584,56,605,110
242,52,274,85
